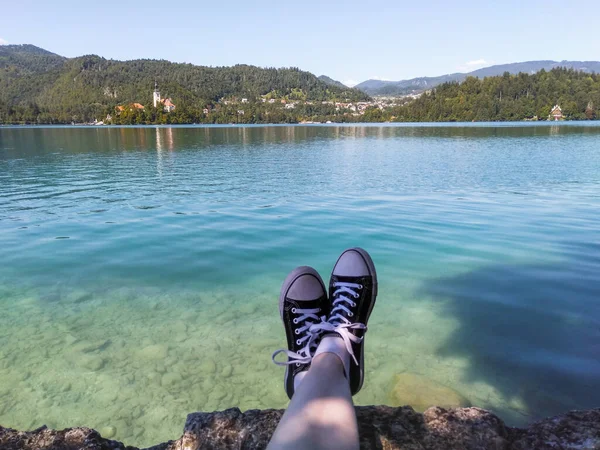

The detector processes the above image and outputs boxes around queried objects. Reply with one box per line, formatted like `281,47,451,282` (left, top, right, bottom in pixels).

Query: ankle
312,352,345,374
313,335,351,379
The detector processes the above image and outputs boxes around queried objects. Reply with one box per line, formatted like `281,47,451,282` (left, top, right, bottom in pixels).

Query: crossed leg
267,352,359,450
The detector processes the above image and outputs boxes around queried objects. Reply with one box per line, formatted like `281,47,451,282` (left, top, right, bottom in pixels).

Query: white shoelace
309,281,366,365
272,307,323,366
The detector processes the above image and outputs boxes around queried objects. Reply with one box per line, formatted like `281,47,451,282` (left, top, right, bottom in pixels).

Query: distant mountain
355,60,600,96
0,44,369,122
318,75,347,88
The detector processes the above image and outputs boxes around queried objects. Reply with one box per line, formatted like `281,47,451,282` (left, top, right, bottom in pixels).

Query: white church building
153,82,176,112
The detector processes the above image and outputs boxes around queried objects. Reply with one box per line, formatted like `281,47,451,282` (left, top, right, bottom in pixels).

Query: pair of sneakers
272,248,378,399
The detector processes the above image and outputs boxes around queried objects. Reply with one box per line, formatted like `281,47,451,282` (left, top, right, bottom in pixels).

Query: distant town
99,83,414,126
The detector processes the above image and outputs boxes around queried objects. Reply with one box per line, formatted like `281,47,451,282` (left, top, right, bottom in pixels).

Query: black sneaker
324,248,378,395
272,266,327,399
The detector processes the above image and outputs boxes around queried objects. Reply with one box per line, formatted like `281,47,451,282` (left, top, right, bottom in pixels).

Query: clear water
1,123,599,447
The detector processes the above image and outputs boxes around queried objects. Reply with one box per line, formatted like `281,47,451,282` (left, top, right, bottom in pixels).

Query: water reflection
156,128,163,179
2,123,600,158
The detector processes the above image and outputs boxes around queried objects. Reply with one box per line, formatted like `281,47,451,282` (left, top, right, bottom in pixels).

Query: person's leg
267,351,358,450
269,248,377,450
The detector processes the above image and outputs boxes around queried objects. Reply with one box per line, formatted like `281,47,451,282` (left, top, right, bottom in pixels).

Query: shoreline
1,120,600,129
1,406,599,450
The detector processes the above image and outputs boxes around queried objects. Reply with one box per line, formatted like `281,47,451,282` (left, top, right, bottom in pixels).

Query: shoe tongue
291,298,322,310
332,274,363,286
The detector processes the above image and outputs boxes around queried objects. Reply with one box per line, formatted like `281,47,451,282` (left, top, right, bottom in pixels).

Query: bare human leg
267,351,359,450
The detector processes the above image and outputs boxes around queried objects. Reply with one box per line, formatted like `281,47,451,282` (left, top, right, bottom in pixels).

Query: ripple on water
0,125,600,446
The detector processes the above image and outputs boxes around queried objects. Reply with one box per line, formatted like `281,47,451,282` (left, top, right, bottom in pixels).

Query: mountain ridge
355,60,600,96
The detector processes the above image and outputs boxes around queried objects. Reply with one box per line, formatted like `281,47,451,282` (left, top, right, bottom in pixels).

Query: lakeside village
88,83,570,126
91,83,411,125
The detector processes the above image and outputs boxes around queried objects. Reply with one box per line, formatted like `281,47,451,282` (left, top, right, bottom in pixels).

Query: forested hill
389,68,599,122
1,45,598,124
0,44,369,123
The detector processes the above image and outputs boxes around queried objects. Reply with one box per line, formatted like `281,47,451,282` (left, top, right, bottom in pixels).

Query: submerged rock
80,355,106,372
199,359,216,375
161,372,183,387
100,425,116,439
64,290,93,304
138,344,169,361
71,339,111,354
388,372,471,412
220,365,233,378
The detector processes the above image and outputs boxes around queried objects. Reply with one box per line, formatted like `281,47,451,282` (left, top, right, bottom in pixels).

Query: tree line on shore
0,43,598,124
389,68,598,122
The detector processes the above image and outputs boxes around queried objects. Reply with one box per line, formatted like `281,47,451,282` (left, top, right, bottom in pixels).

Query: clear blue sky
2,0,598,85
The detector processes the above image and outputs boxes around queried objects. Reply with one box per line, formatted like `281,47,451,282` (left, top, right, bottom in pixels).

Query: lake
1,123,599,447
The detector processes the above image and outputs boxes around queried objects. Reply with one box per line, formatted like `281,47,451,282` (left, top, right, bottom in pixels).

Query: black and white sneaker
311,248,378,395
272,266,327,399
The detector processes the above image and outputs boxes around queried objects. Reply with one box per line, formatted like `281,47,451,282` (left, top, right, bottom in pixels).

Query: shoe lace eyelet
296,363,301,367
358,284,363,289
296,339,301,345
295,329,300,335
291,308,297,313
354,293,359,298
349,312,354,317
293,318,298,324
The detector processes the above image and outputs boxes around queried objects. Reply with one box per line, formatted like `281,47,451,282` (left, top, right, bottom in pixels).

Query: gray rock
1,407,599,450
510,409,600,449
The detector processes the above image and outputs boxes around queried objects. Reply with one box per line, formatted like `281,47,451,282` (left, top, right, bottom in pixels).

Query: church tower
153,81,161,108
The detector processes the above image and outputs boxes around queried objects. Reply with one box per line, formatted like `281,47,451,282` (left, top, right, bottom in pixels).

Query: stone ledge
1,406,599,450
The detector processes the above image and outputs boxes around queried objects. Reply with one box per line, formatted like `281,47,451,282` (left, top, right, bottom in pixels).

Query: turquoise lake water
1,123,599,446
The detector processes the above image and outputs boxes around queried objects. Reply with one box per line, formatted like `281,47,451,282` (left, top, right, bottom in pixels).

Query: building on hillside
115,103,145,113
153,81,176,112
162,98,176,112
241,98,248,103
549,105,563,121
153,81,161,108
